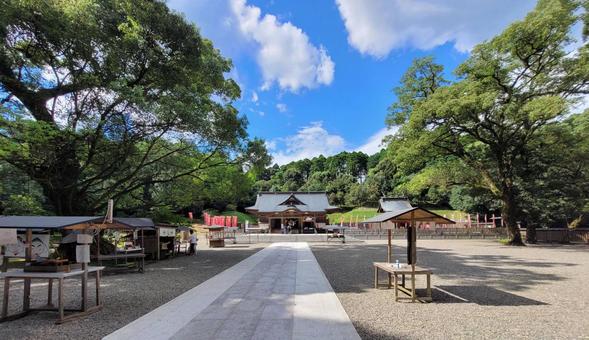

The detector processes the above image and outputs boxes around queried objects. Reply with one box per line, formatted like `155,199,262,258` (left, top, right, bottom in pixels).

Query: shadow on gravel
353,324,404,340
312,242,575,296
434,285,547,306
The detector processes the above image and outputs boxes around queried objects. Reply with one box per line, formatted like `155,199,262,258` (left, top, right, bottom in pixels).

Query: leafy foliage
385,0,589,244
0,0,247,214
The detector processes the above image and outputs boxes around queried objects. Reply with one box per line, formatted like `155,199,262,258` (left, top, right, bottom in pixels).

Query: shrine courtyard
0,240,587,340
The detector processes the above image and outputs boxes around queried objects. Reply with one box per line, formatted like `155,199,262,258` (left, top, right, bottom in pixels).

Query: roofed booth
364,204,454,303
0,215,153,323
246,192,339,234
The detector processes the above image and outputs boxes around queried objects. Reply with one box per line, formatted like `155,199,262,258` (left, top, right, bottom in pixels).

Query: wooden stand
0,266,105,324
205,226,226,248
373,262,432,303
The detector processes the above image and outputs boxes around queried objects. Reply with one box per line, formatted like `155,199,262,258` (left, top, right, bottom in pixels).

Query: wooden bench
373,262,432,302
327,232,345,243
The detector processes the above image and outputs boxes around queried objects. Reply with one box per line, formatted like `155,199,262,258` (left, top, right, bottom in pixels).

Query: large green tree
0,0,247,214
391,0,589,244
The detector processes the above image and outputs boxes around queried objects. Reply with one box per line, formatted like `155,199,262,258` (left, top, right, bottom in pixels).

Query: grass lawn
429,209,466,219
328,207,379,223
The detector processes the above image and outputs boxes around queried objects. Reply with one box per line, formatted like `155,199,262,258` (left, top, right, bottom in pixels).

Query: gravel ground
312,240,589,340
0,243,263,340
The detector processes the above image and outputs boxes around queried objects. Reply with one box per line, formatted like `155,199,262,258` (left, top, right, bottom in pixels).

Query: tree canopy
0,0,248,215
386,0,589,244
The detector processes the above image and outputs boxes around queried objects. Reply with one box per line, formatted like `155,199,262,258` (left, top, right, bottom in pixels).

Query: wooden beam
387,229,392,263
410,211,417,265
23,229,32,312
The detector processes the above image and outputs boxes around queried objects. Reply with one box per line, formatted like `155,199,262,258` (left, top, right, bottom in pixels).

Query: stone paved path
104,242,360,340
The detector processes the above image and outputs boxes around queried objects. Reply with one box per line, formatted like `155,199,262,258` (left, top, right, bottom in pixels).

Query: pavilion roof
378,197,413,212
363,207,454,225
0,216,154,230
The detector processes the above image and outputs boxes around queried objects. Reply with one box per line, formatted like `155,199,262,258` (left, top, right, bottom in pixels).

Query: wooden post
47,279,53,307
426,274,432,299
412,217,417,265
0,249,7,273
2,277,9,318
96,230,101,266
394,273,398,301
406,224,412,264
23,228,32,312
410,211,417,302
95,270,101,306
387,229,392,263
81,231,88,312
82,262,88,311
411,266,416,302
156,227,160,260
58,278,64,321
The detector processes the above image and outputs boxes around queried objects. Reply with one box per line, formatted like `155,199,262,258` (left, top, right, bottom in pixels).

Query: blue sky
168,0,537,164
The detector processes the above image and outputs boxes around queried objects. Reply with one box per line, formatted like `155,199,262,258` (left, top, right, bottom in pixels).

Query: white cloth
0,229,17,245
190,234,198,244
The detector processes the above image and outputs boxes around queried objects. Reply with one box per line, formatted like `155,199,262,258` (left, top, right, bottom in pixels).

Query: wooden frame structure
203,226,225,248
0,216,153,323
364,207,454,302
1,266,104,324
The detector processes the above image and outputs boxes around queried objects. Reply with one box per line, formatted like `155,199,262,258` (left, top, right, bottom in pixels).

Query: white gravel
312,240,589,340
0,244,264,340
2,240,587,340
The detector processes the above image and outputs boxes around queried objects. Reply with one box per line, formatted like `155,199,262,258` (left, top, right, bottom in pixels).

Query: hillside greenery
0,0,587,243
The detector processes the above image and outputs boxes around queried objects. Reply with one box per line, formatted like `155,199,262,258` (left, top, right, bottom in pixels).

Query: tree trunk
25,135,91,215
43,186,89,216
501,189,525,246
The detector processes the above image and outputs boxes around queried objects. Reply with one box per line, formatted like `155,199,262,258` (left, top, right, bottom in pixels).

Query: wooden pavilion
364,207,454,302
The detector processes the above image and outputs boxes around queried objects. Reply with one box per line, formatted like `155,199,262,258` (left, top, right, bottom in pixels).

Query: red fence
203,212,238,227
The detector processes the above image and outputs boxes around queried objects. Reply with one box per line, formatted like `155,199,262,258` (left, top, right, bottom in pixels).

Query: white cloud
268,124,401,165
276,103,287,112
355,127,398,155
335,0,536,58
230,0,335,91
265,140,277,150
270,122,346,165
259,111,265,116
251,91,258,103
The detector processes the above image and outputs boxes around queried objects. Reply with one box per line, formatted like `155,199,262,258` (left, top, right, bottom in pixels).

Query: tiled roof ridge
258,191,328,195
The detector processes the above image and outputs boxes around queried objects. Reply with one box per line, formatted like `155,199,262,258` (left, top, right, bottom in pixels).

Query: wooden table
373,262,432,302
1,266,105,324
94,251,145,272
